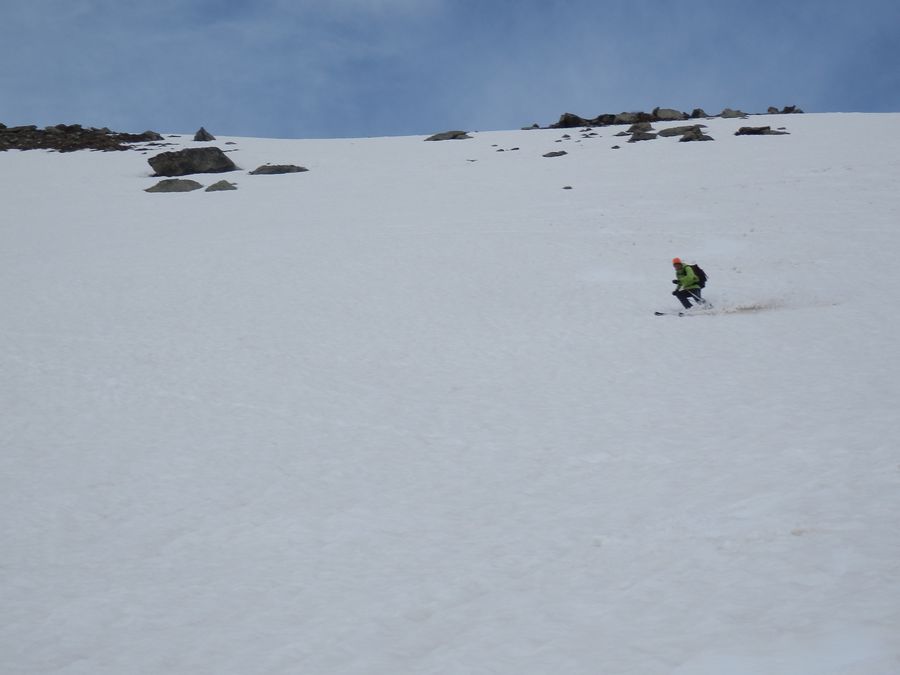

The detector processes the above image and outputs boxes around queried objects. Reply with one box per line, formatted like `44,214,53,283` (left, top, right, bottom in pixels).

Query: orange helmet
672,257,682,265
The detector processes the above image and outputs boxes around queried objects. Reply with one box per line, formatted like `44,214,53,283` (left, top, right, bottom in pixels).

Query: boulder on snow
720,108,749,119
148,147,236,176
679,127,714,142
205,180,238,191
542,150,568,158
735,126,790,136
193,127,216,141
424,130,472,141
145,179,204,193
627,122,654,134
657,124,707,138
248,164,309,175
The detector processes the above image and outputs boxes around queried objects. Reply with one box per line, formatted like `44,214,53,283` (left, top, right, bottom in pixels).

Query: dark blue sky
2,0,899,138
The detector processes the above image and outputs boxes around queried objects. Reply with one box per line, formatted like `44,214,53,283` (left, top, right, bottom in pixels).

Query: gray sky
2,0,899,138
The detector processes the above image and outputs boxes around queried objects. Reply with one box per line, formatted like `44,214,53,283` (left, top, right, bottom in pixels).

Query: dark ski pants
673,288,705,309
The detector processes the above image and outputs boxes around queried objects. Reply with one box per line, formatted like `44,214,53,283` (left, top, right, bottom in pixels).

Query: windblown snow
2,113,899,674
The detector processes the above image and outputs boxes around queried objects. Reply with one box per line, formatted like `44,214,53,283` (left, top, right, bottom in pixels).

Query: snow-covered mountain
2,113,899,675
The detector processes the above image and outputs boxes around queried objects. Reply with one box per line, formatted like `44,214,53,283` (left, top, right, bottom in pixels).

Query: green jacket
675,265,700,290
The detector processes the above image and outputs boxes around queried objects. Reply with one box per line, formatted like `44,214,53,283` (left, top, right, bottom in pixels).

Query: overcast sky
2,0,899,139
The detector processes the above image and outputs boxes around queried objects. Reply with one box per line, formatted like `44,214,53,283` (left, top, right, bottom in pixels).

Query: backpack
690,264,707,288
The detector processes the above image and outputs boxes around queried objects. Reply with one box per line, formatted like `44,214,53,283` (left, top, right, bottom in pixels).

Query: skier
671,257,708,310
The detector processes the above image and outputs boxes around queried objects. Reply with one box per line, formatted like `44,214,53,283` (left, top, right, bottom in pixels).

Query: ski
655,305,715,317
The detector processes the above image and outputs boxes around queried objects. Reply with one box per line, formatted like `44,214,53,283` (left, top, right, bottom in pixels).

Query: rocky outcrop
248,164,309,175
545,105,802,130
148,147,237,176
145,179,204,193
0,124,163,152
425,131,472,141
542,151,568,158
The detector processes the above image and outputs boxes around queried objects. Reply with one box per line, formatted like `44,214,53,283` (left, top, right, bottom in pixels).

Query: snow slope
2,113,899,674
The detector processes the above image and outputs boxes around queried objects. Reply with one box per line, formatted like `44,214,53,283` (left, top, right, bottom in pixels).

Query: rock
628,132,658,142
542,105,800,128
148,147,237,176
424,130,472,141
123,130,163,143
205,180,238,192
248,164,309,175
551,113,591,129
679,128,714,142
1,123,163,152
653,107,688,121
769,105,804,114
194,127,216,141
145,179,204,193
658,124,707,137
614,112,643,125
542,151,568,158
628,122,654,134
735,126,790,136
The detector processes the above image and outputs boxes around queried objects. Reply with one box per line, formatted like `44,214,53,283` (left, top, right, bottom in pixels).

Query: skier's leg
673,289,693,309
690,289,712,308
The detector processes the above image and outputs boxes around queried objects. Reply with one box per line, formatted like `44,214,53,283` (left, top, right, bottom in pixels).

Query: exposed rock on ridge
0,124,163,152
547,105,803,129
